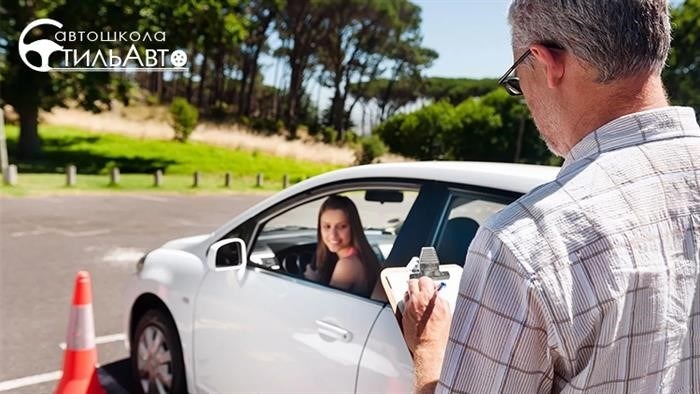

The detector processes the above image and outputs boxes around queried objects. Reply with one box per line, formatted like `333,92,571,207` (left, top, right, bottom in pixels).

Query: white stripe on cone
65,304,96,350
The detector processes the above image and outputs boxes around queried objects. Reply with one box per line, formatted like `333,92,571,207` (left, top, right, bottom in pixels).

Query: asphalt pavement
0,194,266,393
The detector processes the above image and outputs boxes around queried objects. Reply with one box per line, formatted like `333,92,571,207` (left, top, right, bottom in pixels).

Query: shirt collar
560,106,700,174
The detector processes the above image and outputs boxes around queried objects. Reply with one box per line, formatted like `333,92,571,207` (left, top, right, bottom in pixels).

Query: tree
352,76,496,130
373,46,437,121
350,77,424,121
277,0,323,137
184,0,246,109
423,77,499,105
237,0,281,117
316,0,436,138
0,0,140,159
374,2,436,122
663,0,700,116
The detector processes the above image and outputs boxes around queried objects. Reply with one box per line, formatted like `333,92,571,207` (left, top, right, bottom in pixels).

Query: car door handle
315,320,353,342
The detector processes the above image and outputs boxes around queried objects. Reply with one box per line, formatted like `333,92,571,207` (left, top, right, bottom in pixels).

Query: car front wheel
131,309,186,394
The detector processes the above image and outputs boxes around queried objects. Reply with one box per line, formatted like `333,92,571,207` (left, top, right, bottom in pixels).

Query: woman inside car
304,195,381,298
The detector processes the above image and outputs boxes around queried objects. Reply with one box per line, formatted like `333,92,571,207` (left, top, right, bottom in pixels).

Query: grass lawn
2,124,341,196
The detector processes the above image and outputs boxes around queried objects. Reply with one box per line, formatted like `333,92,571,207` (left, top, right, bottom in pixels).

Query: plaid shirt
438,107,700,393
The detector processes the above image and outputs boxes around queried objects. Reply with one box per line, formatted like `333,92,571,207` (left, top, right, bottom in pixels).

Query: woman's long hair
315,195,380,294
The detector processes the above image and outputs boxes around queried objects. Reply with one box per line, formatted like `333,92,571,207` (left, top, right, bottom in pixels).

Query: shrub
321,127,338,144
169,97,199,142
250,117,280,135
355,134,387,165
208,102,230,121
373,87,562,163
145,94,160,106
342,130,359,145
375,101,459,160
100,160,119,175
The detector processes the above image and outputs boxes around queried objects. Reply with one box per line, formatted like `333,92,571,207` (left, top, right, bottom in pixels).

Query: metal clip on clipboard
409,247,450,280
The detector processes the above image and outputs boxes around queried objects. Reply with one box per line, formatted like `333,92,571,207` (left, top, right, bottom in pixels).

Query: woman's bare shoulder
334,255,365,277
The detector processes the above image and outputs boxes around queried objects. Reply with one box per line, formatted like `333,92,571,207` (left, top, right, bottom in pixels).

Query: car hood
161,233,211,252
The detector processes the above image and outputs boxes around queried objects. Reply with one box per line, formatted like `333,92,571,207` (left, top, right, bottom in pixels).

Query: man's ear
530,44,565,89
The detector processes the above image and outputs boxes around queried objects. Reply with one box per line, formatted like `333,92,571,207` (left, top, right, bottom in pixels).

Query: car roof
297,161,560,195
210,161,560,241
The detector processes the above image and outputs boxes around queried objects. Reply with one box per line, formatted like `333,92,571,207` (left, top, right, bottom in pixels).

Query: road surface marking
11,226,111,238
59,332,126,350
126,194,169,202
102,248,144,265
0,333,127,391
0,370,62,392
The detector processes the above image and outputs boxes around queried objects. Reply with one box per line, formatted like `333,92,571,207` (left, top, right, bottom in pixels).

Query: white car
123,161,558,394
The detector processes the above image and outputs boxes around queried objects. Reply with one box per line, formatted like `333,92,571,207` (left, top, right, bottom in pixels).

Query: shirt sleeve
437,227,555,393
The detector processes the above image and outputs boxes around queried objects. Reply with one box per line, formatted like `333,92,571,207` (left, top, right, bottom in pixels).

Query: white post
4,164,17,186
110,167,120,186
0,109,8,177
154,170,163,187
66,165,77,187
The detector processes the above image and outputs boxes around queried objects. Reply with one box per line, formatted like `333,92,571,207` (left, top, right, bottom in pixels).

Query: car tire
131,309,186,394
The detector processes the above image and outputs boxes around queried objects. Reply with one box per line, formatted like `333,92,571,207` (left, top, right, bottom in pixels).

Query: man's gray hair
508,0,672,82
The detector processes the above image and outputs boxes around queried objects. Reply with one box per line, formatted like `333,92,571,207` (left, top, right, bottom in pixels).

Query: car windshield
263,225,315,232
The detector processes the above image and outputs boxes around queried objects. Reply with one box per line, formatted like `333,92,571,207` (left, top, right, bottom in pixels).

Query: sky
416,0,513,79
417,0,685,79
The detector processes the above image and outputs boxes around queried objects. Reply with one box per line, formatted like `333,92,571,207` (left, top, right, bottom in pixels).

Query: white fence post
66,165,77,187
4,164,17,186
0,109,8,177
154,170,163,187
110,167,120,186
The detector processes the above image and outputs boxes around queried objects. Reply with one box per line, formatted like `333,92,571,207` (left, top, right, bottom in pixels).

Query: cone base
56,350,105,394
55,372,105,394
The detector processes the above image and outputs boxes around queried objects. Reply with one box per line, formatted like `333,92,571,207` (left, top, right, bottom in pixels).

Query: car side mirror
207,238,247,271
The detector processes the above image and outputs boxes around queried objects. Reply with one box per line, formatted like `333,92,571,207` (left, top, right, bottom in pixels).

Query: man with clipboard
401,0,700,393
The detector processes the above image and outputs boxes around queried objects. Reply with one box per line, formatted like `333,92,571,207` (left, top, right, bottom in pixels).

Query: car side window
435,191,513,266
249,188,418,295
250,199,323,273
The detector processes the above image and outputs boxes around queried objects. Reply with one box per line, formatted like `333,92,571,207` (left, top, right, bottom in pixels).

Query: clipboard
380,264,463,315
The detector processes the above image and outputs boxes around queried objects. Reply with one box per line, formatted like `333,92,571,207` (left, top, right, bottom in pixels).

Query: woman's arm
304,264,321,281
329,256,363,291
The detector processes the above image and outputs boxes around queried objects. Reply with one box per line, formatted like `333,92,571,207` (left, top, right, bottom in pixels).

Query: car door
192,185,418,393
193,268,382,393
356,183,521,391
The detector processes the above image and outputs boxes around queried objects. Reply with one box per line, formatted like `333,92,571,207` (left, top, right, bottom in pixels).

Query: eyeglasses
498,49,532,96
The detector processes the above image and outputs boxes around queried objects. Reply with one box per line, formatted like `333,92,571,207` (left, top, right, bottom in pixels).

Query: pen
437,282,446,292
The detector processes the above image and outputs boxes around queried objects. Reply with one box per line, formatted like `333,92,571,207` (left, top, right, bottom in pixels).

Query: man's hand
402,277,452,353
402,277,452,393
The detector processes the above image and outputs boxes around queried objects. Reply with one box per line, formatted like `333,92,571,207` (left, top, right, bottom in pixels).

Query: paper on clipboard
380,264,462,315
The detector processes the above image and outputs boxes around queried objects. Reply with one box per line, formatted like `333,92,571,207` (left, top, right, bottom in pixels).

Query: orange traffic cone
55,271,106,394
